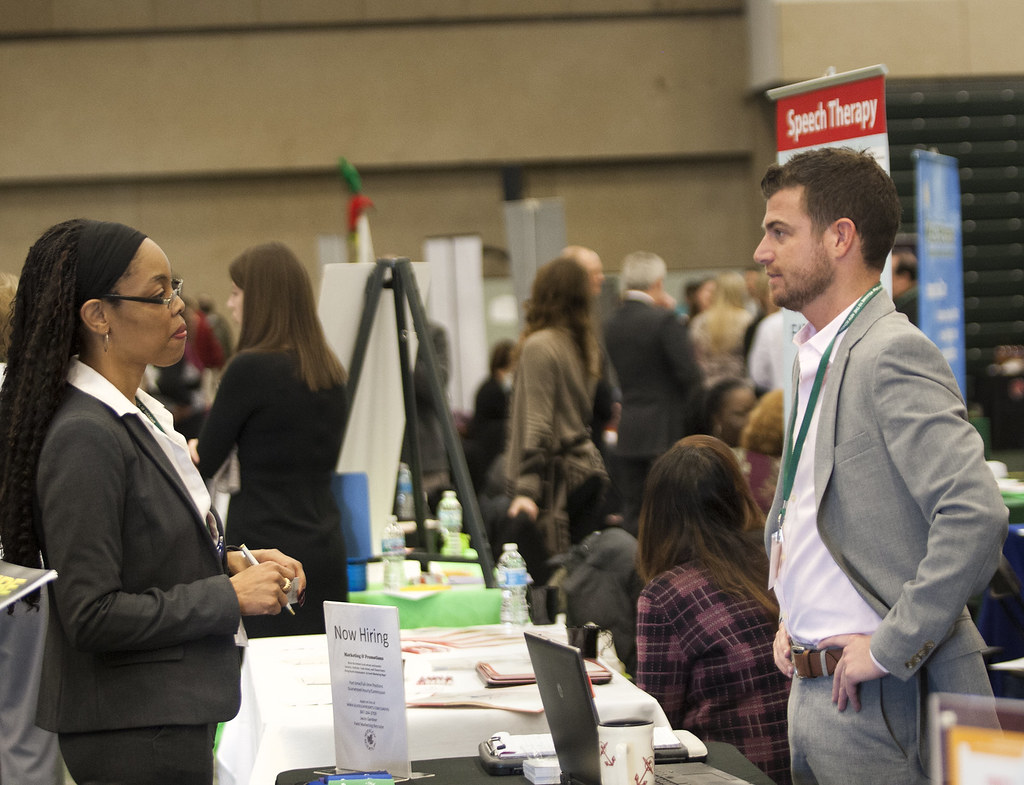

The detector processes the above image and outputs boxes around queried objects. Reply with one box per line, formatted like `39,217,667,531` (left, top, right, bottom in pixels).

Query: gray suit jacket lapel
813,294,895,512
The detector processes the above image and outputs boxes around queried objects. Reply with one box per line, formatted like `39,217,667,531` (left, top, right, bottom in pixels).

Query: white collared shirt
623,289,657,305
774,303,883,648
67,359,212,524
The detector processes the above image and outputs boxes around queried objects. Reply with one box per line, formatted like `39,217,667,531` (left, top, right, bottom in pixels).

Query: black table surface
275,740,776,785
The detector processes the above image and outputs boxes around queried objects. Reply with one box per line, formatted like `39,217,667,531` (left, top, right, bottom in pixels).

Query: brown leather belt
791,646,841,678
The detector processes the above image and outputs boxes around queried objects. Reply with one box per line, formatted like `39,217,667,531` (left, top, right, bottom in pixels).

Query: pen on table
239,543,296,616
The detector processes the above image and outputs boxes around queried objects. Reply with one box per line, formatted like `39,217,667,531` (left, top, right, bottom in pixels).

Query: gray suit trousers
789,674,926,785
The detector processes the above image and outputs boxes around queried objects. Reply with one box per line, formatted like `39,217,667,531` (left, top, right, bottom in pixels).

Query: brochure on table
324,601,411,779
929,692,1024,785
0,559,57,611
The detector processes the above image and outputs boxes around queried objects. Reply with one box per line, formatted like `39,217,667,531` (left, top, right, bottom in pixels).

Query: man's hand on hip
773,621,794,678
819,633,886,712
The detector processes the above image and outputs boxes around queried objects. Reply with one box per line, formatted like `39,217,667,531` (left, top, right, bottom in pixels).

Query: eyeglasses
102,278,183,309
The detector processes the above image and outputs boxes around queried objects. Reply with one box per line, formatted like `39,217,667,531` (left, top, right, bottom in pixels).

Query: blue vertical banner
914,149,966,397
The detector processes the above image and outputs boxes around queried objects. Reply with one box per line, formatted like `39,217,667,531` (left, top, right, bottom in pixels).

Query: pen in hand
239,543,296,616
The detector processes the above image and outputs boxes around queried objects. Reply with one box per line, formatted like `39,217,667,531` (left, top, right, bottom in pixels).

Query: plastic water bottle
437,490,463,556
382,515,406,591
497,543,529,626
395,463,414,520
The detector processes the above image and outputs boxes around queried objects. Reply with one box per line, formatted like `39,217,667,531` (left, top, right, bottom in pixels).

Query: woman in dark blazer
0,219,304,785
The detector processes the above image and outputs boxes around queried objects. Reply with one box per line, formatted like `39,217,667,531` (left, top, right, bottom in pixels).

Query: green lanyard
135,397,166,434
776,283,882,531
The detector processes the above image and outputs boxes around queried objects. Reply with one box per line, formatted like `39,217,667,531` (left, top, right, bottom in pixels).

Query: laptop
523,632,757,785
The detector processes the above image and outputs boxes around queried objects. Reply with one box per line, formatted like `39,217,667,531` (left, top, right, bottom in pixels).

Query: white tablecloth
216,624,670,785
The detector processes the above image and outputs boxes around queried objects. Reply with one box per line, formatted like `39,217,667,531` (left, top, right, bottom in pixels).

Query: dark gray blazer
604,298,704,458
765,294,1007,685
34,387,242,733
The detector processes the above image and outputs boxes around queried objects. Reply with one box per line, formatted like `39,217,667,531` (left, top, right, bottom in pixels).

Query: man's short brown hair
761,147,901,270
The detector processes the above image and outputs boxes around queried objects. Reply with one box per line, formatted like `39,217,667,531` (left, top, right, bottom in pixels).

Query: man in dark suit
603,251,704,534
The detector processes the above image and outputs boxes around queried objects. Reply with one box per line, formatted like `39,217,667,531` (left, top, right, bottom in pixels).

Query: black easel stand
341,258,496,588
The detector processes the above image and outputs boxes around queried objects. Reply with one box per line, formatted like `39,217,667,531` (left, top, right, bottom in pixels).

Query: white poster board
324,601,410,778
318,262,431,555
423,235,488,415
503,198,567,325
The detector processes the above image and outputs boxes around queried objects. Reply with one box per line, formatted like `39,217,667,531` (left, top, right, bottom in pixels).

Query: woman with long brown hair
194,242,348,637
503,256,607,572
635,434,791,784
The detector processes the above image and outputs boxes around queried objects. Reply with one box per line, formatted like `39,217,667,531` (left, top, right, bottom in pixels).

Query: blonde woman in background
735,388,785,514
0,271,62,785
689,271,754,387
0,272,16,362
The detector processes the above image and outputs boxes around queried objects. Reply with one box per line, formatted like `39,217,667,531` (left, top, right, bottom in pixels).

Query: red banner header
775,74,887,151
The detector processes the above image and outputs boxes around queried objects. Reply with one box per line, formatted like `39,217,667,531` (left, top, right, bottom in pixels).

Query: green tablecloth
348,586,503,629
1004,490,1024,525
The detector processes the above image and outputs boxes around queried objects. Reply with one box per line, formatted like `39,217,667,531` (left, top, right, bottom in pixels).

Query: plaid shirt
636,563,792,784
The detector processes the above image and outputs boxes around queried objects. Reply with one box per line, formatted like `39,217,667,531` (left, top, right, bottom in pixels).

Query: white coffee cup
597,718,655,785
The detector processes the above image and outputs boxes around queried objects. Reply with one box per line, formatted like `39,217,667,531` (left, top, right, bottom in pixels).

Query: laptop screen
525,632,603,785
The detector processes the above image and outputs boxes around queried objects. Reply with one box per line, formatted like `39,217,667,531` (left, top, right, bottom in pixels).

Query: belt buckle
790,644,810,679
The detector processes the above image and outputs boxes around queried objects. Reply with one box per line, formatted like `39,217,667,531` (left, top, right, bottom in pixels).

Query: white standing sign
324,601,410,778
318,262,431,555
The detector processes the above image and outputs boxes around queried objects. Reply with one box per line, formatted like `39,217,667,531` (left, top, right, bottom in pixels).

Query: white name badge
768,529,783,591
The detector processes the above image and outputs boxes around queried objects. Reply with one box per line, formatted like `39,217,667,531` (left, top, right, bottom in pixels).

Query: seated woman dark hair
635,434,791,784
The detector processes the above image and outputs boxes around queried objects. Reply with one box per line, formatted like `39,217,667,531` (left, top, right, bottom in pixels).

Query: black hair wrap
74,220,147,308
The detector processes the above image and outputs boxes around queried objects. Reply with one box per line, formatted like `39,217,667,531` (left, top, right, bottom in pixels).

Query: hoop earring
104,332,110,353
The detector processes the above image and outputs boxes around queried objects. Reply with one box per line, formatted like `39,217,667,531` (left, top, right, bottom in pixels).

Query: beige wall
0,14,751,178
0,2,764,299
1,1,1021,301
748,0,1024,90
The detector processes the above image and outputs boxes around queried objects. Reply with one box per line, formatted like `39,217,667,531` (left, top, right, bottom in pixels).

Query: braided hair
0,219,85,572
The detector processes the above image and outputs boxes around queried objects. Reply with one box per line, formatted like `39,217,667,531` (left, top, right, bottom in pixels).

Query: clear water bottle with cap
395,462,414,520
436,490,463,556
497,543,529,626
382,515,406,591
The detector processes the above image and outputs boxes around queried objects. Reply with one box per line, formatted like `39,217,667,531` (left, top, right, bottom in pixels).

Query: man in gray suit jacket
604,251,703,534
755,148,1007,784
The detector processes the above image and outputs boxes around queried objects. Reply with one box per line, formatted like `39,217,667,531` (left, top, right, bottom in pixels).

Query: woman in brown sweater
503,257,608,565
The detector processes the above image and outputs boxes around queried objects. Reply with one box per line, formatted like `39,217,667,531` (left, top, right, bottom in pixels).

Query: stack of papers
0,560,57,611
476,657,612,688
